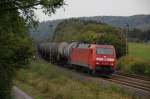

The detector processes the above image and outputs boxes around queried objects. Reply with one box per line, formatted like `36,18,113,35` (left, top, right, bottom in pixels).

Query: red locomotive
38,42,117,76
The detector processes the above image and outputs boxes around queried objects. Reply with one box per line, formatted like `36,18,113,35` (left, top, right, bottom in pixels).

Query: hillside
30,15,150,41
30,20,62,41
81,15,150,30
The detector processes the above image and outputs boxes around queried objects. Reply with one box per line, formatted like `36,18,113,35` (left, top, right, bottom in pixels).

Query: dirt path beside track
12,86,33,99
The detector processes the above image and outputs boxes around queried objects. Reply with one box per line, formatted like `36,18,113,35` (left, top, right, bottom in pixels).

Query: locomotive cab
91,45,116,75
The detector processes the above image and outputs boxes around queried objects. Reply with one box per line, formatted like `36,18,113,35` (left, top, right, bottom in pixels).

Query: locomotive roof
91,44,115,48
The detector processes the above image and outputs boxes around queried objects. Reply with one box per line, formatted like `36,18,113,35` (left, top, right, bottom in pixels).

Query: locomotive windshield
96,48,113,55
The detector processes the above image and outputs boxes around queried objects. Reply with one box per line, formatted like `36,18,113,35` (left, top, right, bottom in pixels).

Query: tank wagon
38,42,117,76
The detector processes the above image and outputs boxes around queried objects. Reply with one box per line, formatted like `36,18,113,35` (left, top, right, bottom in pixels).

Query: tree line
127,29,150,42
54,19,126,58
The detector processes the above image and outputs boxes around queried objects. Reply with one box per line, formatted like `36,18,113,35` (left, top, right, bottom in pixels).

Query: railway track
60,64,150,92
67,67,150,92
43,62,150,98
38,55,150,98
109,72,150,92
62,65,150,93
116,72,150,81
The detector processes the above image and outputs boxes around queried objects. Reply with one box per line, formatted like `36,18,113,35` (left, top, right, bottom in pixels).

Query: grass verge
15,60,138,99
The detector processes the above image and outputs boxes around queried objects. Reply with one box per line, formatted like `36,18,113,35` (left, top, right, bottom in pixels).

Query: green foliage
0,11,34,98
0,0,64,24
117,56,150,77
54,19,126,58
129,62,150,76
0,0,64,98
128,29,150,42
78,31,98,42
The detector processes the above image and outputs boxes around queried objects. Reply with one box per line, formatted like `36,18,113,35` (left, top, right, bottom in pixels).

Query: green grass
14,60,137,99
129,42,150,60
117,56,150,77
117,43,150,77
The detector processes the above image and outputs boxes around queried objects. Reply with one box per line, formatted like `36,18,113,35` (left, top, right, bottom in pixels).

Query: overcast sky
35,0,150,22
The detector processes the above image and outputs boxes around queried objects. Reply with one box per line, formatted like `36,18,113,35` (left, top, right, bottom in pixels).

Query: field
117,42,150,77
14,60,137,99
129,42,150,60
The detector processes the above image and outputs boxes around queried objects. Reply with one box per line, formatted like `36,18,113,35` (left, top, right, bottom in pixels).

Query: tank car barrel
38,43,59,61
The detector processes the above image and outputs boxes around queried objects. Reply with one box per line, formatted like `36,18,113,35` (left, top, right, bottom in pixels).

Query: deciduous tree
0,0,64,98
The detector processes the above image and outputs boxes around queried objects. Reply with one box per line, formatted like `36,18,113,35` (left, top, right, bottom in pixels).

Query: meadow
129,42,150,60
15,60,137,99
117,42,150,77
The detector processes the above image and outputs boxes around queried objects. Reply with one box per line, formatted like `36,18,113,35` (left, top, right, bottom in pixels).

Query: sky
35,0,150,22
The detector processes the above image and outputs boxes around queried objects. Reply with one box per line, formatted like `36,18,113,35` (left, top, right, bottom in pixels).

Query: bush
129,61,150,76
117,56,150,77
0,14,34,98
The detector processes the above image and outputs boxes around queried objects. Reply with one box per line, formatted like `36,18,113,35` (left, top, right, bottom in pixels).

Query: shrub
117,56,150,77
129,61,150,76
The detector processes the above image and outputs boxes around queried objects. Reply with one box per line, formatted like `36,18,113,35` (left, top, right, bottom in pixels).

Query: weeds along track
59,64,150,93
38,56,150,98
43,61,150,98
58,64,150,92
110,72,150,92
56,63,150,92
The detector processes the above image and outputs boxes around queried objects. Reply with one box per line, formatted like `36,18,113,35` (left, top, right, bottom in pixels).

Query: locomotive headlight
96,62,99,64
106,58,114,61
96,58,104,61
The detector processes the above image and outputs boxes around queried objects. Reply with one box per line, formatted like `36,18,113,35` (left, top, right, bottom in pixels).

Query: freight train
37,42,117,76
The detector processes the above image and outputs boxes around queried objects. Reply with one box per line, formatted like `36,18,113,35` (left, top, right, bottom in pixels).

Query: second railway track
109,73,150,92
116,72,150,81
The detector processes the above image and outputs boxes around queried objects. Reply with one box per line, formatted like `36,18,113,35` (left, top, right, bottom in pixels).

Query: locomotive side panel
70,48,92,68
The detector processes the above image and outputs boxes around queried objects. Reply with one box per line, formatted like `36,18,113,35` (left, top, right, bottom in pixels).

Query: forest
30,15,150,43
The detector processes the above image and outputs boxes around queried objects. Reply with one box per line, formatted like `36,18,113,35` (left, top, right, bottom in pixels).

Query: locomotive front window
96,48,113,55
